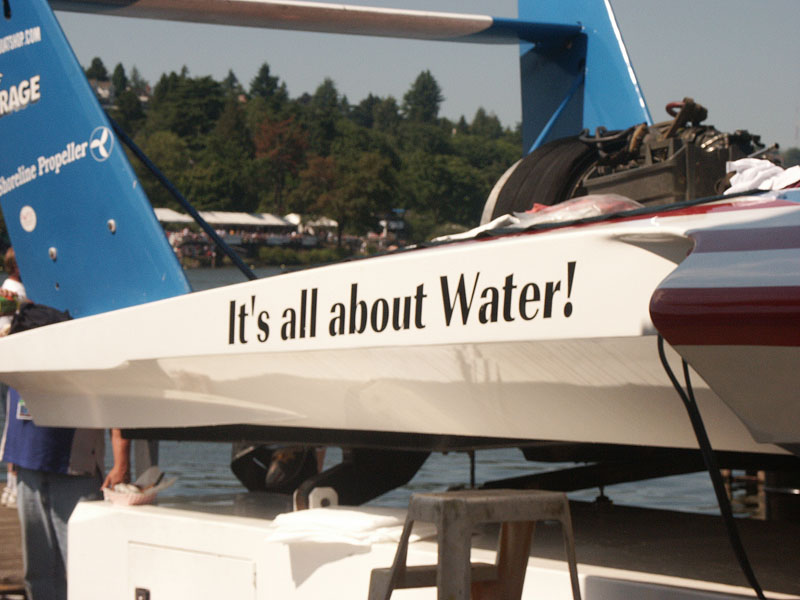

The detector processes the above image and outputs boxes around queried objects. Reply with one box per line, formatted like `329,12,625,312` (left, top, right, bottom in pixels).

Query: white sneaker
5,485,16,508
0,485,9,507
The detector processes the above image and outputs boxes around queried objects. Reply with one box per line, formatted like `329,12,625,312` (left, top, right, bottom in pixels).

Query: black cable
657,335,766,599
106,115,258,281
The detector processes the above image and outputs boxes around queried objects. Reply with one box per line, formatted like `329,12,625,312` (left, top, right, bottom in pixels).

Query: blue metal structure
0,0,191,317
518,0,652,151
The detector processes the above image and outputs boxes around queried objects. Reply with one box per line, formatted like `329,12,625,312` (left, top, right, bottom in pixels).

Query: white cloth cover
725,158,800,194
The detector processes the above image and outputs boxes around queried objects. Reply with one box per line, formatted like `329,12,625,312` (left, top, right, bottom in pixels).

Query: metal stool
368,489,581,600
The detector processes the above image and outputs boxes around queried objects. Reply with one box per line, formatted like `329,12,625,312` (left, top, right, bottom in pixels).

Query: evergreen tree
190,99,258,211
151,72,180,107
397,120,451,155
214,98,254,157
249,63,288,113
401,150,484,222
331,118,400,173
340,151,396,230
470,108,503,139
147,72,226,143
129,66,148,97
452,130,519,172
132,130,191,209
250,63,280,98
454,116,469,135
312,152,395,246
373,96,401,133
111,63,128,96
111,90,145,134
402,70,443,123
305,78,342,156
350,94,380,129
85,57,109,81
222,70,244,98
290,155,338,218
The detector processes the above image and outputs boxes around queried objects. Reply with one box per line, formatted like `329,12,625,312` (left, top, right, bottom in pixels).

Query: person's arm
102,429,131,489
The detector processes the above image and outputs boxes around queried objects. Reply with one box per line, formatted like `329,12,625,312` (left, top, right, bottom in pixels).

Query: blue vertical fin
0,0,190,318
518,0,652,152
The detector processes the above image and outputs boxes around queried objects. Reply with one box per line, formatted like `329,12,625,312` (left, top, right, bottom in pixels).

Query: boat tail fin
518,0,652,152
0,0,190,318
51,0,651,157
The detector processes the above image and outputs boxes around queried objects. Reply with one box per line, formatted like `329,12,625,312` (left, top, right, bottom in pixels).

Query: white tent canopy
284,213,338,229
153,207,193,224
154,208,292,229
307,216,338,228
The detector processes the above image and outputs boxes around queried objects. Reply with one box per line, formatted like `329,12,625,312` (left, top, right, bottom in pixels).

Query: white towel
725,158,800,194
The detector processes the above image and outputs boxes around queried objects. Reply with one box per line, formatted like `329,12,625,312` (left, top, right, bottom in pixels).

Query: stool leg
472,521,534,600
559,513,582,600
437,508,473,600
382,515,416,600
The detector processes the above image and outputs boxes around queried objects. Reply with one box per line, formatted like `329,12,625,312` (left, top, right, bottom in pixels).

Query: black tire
480,137,597,224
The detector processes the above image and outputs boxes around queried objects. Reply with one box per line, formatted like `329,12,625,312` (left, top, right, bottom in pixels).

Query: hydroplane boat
2,187,800,460
1,0,799,468
1,0,800,598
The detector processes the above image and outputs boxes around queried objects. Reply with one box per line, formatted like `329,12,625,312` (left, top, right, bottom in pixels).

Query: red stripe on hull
650,286,800,346
692,225,800,253
472,198,797,245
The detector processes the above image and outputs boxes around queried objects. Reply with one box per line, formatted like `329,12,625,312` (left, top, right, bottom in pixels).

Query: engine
481,98,767,224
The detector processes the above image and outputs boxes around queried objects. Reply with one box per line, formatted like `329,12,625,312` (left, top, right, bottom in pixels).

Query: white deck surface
68,493,800,599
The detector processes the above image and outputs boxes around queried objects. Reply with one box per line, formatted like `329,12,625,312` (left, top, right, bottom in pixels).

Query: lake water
2,266,723,515
150,440,722,515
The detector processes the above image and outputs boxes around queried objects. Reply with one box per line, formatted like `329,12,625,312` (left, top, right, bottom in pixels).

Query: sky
53,0,800,151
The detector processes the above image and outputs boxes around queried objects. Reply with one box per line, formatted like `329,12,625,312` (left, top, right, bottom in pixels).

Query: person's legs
49,472,102,572
1,385,17,508
17,469,101,600
16,468,63,600
1,463,16,507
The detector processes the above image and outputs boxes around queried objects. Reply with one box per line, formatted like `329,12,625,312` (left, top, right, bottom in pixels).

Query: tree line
87,58,522,245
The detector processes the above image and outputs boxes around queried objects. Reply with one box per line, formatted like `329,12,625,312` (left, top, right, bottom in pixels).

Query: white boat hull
0,336,777,454
3,194,800,455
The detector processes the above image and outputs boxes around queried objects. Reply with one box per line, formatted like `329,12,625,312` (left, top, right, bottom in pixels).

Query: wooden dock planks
0,505,23,597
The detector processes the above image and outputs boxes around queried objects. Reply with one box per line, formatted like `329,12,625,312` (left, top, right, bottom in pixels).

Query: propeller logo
89,126,114,162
